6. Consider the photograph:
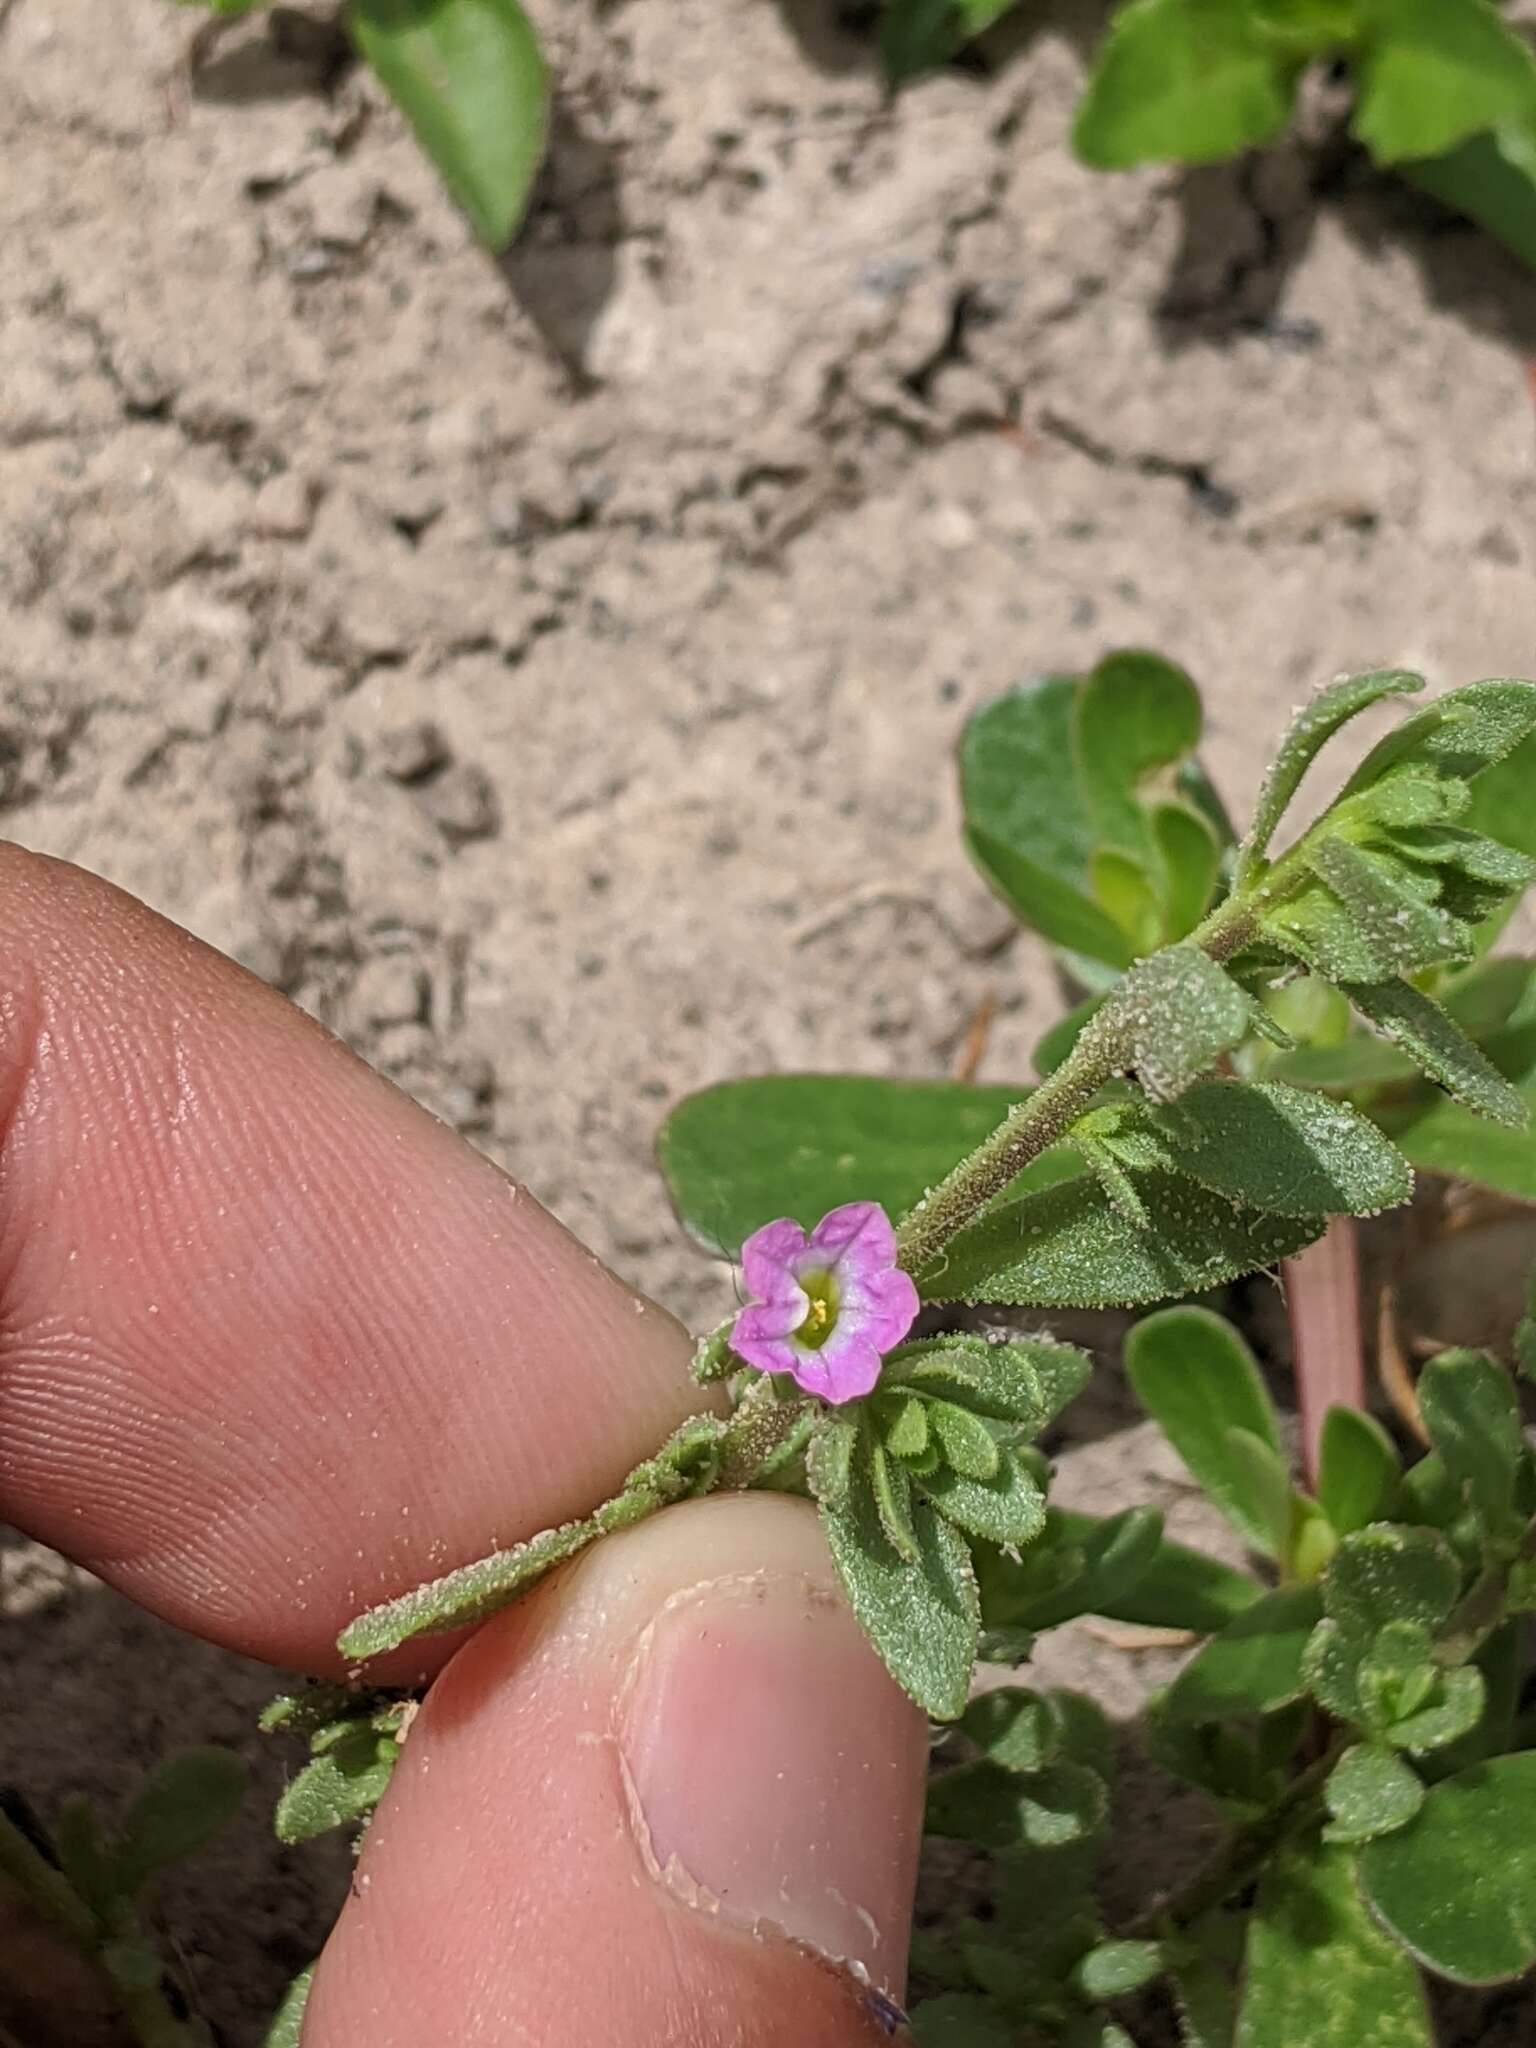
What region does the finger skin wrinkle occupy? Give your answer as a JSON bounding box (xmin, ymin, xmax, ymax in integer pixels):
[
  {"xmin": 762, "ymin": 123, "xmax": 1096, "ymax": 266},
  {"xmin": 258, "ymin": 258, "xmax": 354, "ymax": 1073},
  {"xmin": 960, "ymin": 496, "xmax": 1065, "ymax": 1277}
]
[{"xmin": 0, "ymin": 844, "xmax": 704, "ymax": 1669}]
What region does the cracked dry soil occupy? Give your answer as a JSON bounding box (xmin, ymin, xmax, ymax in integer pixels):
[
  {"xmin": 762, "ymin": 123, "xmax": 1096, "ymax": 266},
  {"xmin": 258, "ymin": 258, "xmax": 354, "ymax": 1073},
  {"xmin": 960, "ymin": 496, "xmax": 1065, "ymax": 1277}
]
[{"xmin": 4, "ymin": 0, "xmax": 1536, "ymax": 2040}]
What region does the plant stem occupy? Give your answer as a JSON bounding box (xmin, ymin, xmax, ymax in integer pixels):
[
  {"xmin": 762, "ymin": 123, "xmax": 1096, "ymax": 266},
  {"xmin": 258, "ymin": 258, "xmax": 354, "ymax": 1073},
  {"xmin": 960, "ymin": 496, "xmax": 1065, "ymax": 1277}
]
[
  {"xmin": 1284, "ymin": 1216, "xmax": 1365, "ymax": 1489},
  {"xmin": 1127, "ymin": 1740, "xmax": 1345, "ymax": 1940},
  {"xmin": 893, "ymin": 895, "xmax": 1260, "ymax": 1275},
  {"xmin": 715, "ymin": 1378, "xmax": 813, "ymax": 1490}
]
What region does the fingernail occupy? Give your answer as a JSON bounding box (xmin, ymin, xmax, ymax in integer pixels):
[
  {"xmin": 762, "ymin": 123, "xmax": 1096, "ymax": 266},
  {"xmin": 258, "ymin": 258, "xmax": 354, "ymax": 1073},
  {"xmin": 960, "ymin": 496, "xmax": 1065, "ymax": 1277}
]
[{"xmin": 619, "ymin": 1568, "xmax": 923, "ymax": 1993}]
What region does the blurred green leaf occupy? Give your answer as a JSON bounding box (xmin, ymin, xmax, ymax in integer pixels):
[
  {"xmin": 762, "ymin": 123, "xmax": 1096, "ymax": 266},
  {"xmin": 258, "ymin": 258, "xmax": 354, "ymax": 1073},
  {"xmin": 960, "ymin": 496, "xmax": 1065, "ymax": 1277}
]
[
  {"xmin": 1173, "ymin": 1953, "xmax": 1237, "ymax": 2048},
  {"xmin": 1413, "ymin": 121, "xmax": 1536, "ymax": 278},
  {"xmin": 1317, "ymin": 1407, "xmax": 1401, "ymax": 1535},
  {"xmin": 1163, "ymin": 1586, "xmax": 1322, "ymax": 1723},
  {"xmin": 1237, "ymin": 1838, "xmax": 1433, "ymax": 2044},
  {"xmin": 820, "ymin": 1445, "xmax": 979, "ymax": 1720},
  {"xmin": 112, "ymin": 1748, "xmax": 247, "ymax": 1895},
  {"xmin": 349, "ymin": 0, "xmax": 549, "ymax": 250},
  {"xmin": 657, "ymin": 1074, "xmax": 1075, "ymax": 1257},
  {"xmin": 1074, "ymin": 0, "xmax": 1298, "ymax": 168},
  {"xmin": 1359, "ymin": 1752, "xmax": 1536, "ymax": 1982},
  {"xmin": 1075, "ymin": 1938, "xmax": 1165, "ymax": 1999},
  {"xmin": 1074, "ymin": 649, "xmax": 1202, "ymax": 852},
  {"xmin": 1417, "ymin": 1349, "xmax": 1523, "ymax": 1539},
  {"xmin": 910, "ymin": 1994, "xmax": 1014, "ymax": 2048},
  {"xmin": 975, "ymin": 1505, "xmax": 1168, "ymax": 1633},
  {"xmin": 1125, "ymin": 1307, "xmax": 1284, "ymax": 1554},
  {"xmin": 880, "ymin": 0, "xmax": 1019, "ymax": 82},
  {"xmin": 1323, "ymin": 1742, "xmax": 1425, "ymax": 1845},
  {"xmin": 1345, "ymin": 976, "xmax": 1527, "ymax": 1125},
  {"xmin": 1050, "ymin": 1513, "xmax": 1260, "ymax": 1632},
  {"xmin": 274, "ymin": 1728, "xmax": 397, "ymax": 1844},
  {"xmin": 1323, "ymin": 1525, "xmax": 1461, "ymax": 1639},
  {"xmin": 1353, "ymin": 0, "xmax": 1536, "ymax": 165},
  {"xmin": 928, "ymin": 1757, "xmax": 1107, "ymax": 1850},
  {"xmin": 1153, "ymin": 799, "xmax": 1225, "ymax": 938},
  {"xmin": 961, "ymin": 676, "xmax": 1138, "ymax": 967},
  {"xmin": 1343, "ymin": 677, "xmax": 1536, "ymax": 793}
]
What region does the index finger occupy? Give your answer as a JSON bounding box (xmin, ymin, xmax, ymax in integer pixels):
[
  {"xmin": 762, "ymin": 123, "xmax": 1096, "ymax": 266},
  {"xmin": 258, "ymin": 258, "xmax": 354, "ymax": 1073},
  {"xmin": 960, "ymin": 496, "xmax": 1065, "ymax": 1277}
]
[{"xmin": 0, "ymin": 845, "xmax": 706, "ymax": 1672}]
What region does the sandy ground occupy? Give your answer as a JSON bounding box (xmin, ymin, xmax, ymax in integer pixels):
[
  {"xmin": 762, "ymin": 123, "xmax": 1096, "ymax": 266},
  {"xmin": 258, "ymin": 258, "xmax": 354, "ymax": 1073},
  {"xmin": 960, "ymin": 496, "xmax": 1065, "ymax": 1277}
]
[{"xmin": 4, "ymin": 0, "xmax": 1536, "ymax": 2038}]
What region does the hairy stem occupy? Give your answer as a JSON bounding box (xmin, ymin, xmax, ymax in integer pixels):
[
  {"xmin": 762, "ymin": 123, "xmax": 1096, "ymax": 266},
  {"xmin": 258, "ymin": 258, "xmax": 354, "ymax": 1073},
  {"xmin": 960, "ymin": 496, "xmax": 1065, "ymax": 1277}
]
[
  {"xmin": 894, "ymin": 895, "xmax": 1259, "ymax": 1275},
  {"xmin": 715, "ymin": 1378, "xmax": 814, "ymax": 1490}
]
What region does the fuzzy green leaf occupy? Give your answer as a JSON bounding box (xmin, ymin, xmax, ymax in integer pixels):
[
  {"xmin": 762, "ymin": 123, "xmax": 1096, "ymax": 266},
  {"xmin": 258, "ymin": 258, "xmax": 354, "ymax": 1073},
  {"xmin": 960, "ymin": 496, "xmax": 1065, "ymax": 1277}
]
[
  {"xmin": 1317, "ymin": 1408, "xmax": 1401, "ymax": 1535},
  {"xmin": 1151, "ymin": 1080, "xmax": 1413, "ymax": 1218},
  {"xmin": 1359, "ymin": 1752, "xmax": 1536, "ymax": 1983},
  {"xmin": 1109, "ymin": 945, "xmax": 1253, "ymax": 1103},
  {"xmin": 1050, "ymin": 1515, "xmax": 1260, "ymax": 1632},
  {"xmin": 263, "ymin": 1967, "xmax": 315, "ymax": 2048},
  {"xmin": 974, "ymin": 1505, "xmax": 1167, "ymax": 1632},
  {"xmin": 1075, "ymin": 1939, "xmax": 1165, "ymax": 1999},
  {"xmin": 349, "ymin": 0, "xmax": 548, "ymax": 250},
  {"xmin": 1074, "ymin": 0, "xmax": 1297, "ymax": 168},
  {"xmin": 1352, "ymin": 0, "xmax": 1536, "ymax": 166},
  {"xmin": 1323, "ymin": 1742, "xmax": 1425, "ymax": 1845},
  {"xmin": 274, "ymin": 1728, "xmax": 397, "ymax": 1844},
  {"xmin": 921, "ymin": 1447, "xmax": 1048, "ymax": 1548},
  {"xmin": 925, "ymin": 1168, "xmax": 1320, "ymax": 1310},
  {"xmin": 1163, "ymin": 1586, "xmax": 1322, "ymax": 1723},
  {"xmin": 339, "ymin": 1516, "xmax": 600, "ymax": 1659},
  {"xmin": 1237, "ymin": 1839, "xmax": 1433, "ymax": 2045},
  {"xmin": 887, "ymin": 1335, "xmax": 1092, "ymax": 1430},
  {"xmin": 871, "ymin": 1440, "xmax": 922, "ymax": 1563},
  {"xmin": 658, "ymin": 1074, "xmax": 1073, "ymax": 1257},
  {"xmin": 1125, "ymin": 1308, "xmax": 1285, "ymax": 1553},
  {"xmin": 1239, "ymin": 670, "xmax": 1424, "ymax": 880},
  {"xmin": 1344, "ymin": 677, "xmax": 1536, "ymax": 793},
  {"xmin": 1387, "ymin": 1665, "xmax": 1486, "ymax": 1756},
  {"xmin": 111, "ymin": 1748, "xmax": 248, "ymax": 1895},
  {"xmin": 807, "ymin": 1416, "xmax": 857, "ymax": 1507},
  {"xmin": 819, "ymin": 1447, "xmax": 979, "ymax": 1720},
  {"xmin": 1308, "ymin": 835, "xmax": 1469, "ymax": 975},
  {"xmin": 928, "ymin": 1401, "xmax": 1002, "ymax": 1481},
  {"xmin": 1323, "ymin": 1525, "xmax": 1462, "ymax": 1639},
  {"xmin": 1345, "ymin": 976, "xmax": 1527, "ymax": 1126}
]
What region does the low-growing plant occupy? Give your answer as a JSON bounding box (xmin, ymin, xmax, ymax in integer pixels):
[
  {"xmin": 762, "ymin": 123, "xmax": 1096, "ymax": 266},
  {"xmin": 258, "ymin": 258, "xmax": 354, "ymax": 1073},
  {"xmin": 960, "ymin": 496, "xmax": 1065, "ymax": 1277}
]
[
  {"xmin": 258, "ymin": 670, "xmax": 1536, "ymax": 2046},
  {"xmin": 169, "ymin": 2, "xmax": 1536, "ymax": 285}
]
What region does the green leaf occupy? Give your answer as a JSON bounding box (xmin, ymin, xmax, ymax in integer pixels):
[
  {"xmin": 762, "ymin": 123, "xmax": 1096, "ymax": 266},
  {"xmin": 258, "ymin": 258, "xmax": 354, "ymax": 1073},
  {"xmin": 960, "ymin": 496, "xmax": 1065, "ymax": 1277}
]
[
  {"xmin": 928, "ymin": 1401, "xmax": 1002, "ymax": 1481},
  {"xmin": 1323, "ymin": 1525, "xmax": 1462, "ymax": 1638},
  {"xmin": 1237, "ymin": 1838, "xmax": 1433, "ymax": 2045},
  {"xmin": 274, "ymin": 1727, "xmax": 398, "ymax": 1844},
  {"xmin": 922, "ymin": 1447, "xmax": 1048, "ymax": 1548},
  {"xmin": 102, "ymin": 1938, "xmax": 162, "ymax": 1992},
  {"xmin": 888, "ymin": 1335, "xmax": 1092, "ymax": 1430},
  {"xmin": 927, "ymin": 1170, "xmax": 1320, "ymax": 1310},
  {"xmin": 1323, "ymin": 1742, "xmax": 1425, "ymax": 1845},
  {"xmin": 348, "ymin": 0, "xmax": 549, "ymax": 251},
  {"xmin": 1153, "ymin": 800, "xmax": 1225, "ymax": 939},
  {"xmin": 975, "ymin": 1505, "xmax": 1168, "ymax": 1632},
  {"xmin": 1352, "ymin": 0, "xmax": 1536, "ymax": 165},
  {"xmin": 1345, "ymin": 976, "xmax": 1527, "ymax": 1126},
  {"xmin": 1417, "ymin": 1349, "xmax": 1524, "ymax": 1536},
  {"xmin": 880, "ymin": 0, "xmax": 1019, "ymax": 82},
  {"xmin": 1162, "ymin": 1585, "xmax": 1323, "ymax": 1723},
  {"xmin": 264, "ymin": 1967, "xmax": 315, "ymax": 2048},
  {"xmin": 1463, "ymin": 727, "xmax": 1536, "ymax": 863},
  {"xmin": 961, "ymin": 677, "xmax": 1137, "ymax": 966},
  {"xmin": 340, "ymin": 1515, "xmax": 600, "ymax": 1659},
  {"xmin": 871, "ymin": 1440, "xmax": 922, "ymax": 1562},
  {"xmin": 807, "ymin": 1416, "xmax": 857, "ymax": 1507},
  {"xmin": 1074, "ymin": 0, "xmax": 1298, "ymax": 168},
  {"xmin": 1074, "ymin": 649, "xmax": 1203, "ymax": 853},
  {"xmin": 1402, "ymin": 118, "xmax": 1536, "ymax": 270},
  {"xmin": 1054, "ymin": 1517, "xmax": 1259, "ymax": 1632},
  {"xmin": 910, "ymin": 1993, "xmax": 1015, "ymax": 2048},
  {"xmin": 1092, "ymin": 848, "xmax": 1164, "ymax": 954},
  {"xmin": 1384, "ymin": 1073, "xmax": 1536, "ymax": 1200},
  {"xmin": 927, "ymin": 1758, "xmax": 1108, "ymax": 1851},
  {"xmin": 1075, "ymin": 1938, "xmax": 1165, "ymax": 1999},
  {"xmin": 1125, "ymin": 1308, "xmax": 1284, "ymax": 1554},
  {"xmin": 1317, "ymin": 1408, "xmax": 1401, "ymax": 1535},
  {"xmin": 960, "ymin": 1687, "xmax": 1057, "ymax": 1773},
  {"xmin": 1151, "ymin": 1080, "xmax": 1413, "ymax": 1217},
  {"xmin": 1238, "ymin": 670, "xmax": 1424, "ymax": 880},
  {"xmin": 819, "ymin": 1449, "xmax": 979, "ymax": 1719},
  {"xmin": 1359, "ymin": 1752, "xmax": 1536, "ymax": 1983},
  {"xmin": 111, "ymin": 1748, "xmax": 248, "ymax": 1895},
  {"xmin": 1109, "ymin": 946, "xmax": 1253, "ymax": 1103},
  {"xmin": 1387, "ymin": 1665, "xmax": 1486, "ymax": 1756},
  {"xmin": 1173, "ymin": 1955, "xmax": 1237, "ymax": 2048},
  {"xmin": 1307, "ymin": 835, "xmax": 1469, "ymax": 975},
  {"xmin": 658, "ymin": 1073, "xmax": 1075, "ymax": 1258},
  {"xmin": 1346, "ymin": 677, "xmax": 1536, "ymax": 793}
]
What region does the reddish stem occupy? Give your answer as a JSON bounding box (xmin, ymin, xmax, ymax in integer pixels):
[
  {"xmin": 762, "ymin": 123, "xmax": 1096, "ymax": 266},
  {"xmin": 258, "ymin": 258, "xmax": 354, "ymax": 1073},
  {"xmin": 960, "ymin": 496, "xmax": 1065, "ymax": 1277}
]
[{"xmin": 1283, "ymin": 1215, "xmax": 1365, "ymax": 1489}]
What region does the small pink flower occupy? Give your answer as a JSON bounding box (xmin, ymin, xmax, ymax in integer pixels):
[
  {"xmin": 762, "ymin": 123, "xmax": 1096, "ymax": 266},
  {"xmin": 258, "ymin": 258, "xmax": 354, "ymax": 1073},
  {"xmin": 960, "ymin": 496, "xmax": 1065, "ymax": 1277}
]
[{"xmin": 731, "ymin": 1201, "xmax": 920, "ymax": 1404}]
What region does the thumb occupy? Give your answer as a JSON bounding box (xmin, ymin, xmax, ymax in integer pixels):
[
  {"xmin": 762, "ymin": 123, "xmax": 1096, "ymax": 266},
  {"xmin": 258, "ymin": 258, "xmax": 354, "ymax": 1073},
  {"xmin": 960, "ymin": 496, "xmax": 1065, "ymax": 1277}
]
[{"xmin": 302, "ymin": 1492, "xmax": 927, "ymax": 2047}]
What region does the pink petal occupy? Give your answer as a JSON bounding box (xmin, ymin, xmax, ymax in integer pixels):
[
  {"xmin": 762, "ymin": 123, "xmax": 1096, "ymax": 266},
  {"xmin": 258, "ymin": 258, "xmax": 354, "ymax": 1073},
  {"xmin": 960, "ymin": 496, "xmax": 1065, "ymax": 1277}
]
[
  {"xmin": 733, "ymin": 1292, "xmax": 808, "ymax": 1351},
  {"xmin": 729, "ymin": 1317, "xmax": 804, "ymax": 1379},
  {"xmin": 741, "ymin": 1216, "xmax": 811, "ymax": 1304},
  {"xmin": 806, "ymin": 1200, "xmax": 897, "ymax": 1280},
  {"xmin": 788, "ymin": 1333, "xmax": 885, "ymax": 1405},
  {"xmin": 844, "ymin": 1264, "xmax": 920, "ymax": 1356}
]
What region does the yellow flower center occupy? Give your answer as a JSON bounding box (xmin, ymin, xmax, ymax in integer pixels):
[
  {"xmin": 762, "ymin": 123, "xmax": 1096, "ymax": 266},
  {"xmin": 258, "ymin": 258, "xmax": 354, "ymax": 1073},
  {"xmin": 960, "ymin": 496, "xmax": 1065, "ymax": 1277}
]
[{"xmin": 793, "ymin": 1269, "xmax": 840, "ymax": 1351}]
